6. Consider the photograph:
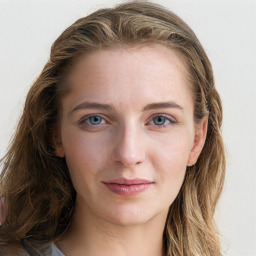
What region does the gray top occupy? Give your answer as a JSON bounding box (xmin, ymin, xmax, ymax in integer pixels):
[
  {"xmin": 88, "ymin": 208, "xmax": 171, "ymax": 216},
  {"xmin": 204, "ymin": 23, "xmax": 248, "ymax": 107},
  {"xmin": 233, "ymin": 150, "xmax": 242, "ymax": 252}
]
[
  {"xmin": 20, "ymin": 240, "xmax": 66, "ymax": 256},
  {"xmin": 49, "ymin": 244, "xmax": 65, "ymax": 256}
]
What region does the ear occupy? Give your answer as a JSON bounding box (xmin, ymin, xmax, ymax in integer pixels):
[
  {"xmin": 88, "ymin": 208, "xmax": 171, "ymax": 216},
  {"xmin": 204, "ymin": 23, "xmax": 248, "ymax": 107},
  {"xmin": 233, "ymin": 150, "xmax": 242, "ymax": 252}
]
[
  {"xmin": 55, "ymin": 142, "xmax": 65, "ymax": 158},
  {"xmin": 187, "ymin": 115, "xmax": 208, "ymax": 167},
  {"xmin": 52, "ymin": 130, "xmax": 65, "ymax": 158}
]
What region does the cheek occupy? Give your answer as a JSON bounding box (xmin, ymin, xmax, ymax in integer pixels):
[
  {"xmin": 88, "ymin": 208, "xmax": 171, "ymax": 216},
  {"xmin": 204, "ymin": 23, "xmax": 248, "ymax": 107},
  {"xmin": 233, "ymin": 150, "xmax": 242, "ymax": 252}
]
[
  {"xmin": 153, "ymin": 141, "xmax": 189, "ymax": 182},
  {"xmin": 61, "ymin": 127, "xmax": 108, "ymax": 187},
  {"xmin": 149, "ymin": 132, "xmax": 192, "ymax": 200},
  {"xmin": 150, "ymin": 129, "xmax": 193, "ymax": 170}
]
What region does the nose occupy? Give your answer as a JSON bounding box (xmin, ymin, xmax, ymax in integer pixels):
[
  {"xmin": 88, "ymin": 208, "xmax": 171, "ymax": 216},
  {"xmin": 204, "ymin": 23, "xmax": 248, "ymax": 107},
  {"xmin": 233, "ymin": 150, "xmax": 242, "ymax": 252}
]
[{"xmin": 111, "ymin": 122, "xmax": 146, "ymax": 168}]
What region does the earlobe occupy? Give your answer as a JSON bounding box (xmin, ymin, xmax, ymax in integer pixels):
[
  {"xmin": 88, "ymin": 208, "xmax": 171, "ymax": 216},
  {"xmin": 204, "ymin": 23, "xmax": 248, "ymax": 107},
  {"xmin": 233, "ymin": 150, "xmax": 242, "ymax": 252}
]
[
  {"xmin": 187, "ymin": 116, "xmax": 208, "ymax": 167},
  {"xmin": 55, "ymin": 144, "xmax": 65, "ymax": 158},
  {"xmin": 52, "ymin": 131, "xmax": 65, "ymax": 158}
]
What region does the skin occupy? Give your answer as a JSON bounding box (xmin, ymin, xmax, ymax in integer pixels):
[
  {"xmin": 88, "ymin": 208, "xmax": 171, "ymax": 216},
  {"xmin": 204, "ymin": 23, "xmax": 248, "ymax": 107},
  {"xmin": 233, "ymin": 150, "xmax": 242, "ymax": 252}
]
[{"xmin": 55, "ymin": 44, "xmax": 208, "ymax": 256}]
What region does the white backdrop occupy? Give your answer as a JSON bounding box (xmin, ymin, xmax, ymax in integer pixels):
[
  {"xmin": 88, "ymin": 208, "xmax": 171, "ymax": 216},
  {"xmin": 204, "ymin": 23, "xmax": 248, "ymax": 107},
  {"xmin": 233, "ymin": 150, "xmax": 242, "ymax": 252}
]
[{"xmin": 0, "ymin": 0, "xmax": 255, "ymax": 255}]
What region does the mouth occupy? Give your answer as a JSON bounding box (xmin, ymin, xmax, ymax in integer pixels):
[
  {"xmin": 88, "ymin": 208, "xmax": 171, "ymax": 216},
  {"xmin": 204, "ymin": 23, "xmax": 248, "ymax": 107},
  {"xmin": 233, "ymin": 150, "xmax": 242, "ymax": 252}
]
[{"xmin": 102, "ymin": 178, "xmax": 154, "ymax": 197}]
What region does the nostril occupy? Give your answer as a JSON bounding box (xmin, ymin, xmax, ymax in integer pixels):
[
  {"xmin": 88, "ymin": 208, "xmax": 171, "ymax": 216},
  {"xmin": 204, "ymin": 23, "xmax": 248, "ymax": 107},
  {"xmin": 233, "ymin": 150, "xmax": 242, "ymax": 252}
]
[{"xmin": 114, "ymin": 153, "xmax": 145, "ymax": 168}]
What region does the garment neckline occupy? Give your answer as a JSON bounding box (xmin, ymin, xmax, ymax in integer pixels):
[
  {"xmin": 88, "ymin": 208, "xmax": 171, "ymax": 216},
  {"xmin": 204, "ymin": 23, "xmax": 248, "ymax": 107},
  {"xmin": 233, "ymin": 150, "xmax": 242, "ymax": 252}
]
[{"xmin": 52, "ymin": 243, "xmax": 65, "ymax": 256}]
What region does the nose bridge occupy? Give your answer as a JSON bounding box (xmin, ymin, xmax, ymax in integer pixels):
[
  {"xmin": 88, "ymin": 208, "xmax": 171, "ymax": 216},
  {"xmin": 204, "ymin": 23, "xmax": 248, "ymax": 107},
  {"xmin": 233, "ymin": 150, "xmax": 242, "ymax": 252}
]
[{"xmin": 112, "ymin": 118, "xmax": 145, "ymax": 167}]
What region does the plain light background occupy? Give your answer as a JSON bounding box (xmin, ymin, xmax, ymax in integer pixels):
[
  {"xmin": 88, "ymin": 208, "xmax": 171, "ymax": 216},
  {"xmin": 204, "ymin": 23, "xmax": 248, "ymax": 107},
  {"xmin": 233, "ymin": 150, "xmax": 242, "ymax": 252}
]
[{"xmin": 0, "ymin": 0, "xmax": 255, "ymax": 255}]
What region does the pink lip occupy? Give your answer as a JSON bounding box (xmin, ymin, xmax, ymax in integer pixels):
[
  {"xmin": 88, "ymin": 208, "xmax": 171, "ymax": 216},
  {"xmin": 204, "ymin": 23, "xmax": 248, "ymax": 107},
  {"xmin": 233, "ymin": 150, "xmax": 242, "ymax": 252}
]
[{"xmin": 102, "ymin": 178, "xmax": 154, "ymax": 197}]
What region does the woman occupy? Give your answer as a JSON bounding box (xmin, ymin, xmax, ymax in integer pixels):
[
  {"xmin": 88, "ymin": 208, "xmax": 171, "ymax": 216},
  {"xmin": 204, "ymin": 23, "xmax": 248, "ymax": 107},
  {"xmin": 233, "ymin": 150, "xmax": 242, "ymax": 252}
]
[{"xmin": 0, "ymin": 1, "xmax": 225, "ymax": 255}]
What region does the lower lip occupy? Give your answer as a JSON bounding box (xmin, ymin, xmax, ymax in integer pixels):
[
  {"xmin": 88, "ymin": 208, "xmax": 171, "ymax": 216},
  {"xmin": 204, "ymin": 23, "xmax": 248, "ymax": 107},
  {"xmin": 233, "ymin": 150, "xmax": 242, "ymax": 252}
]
[{"xmin": 103, "ymin": 183, "xmax": 152, "ymax": 197}]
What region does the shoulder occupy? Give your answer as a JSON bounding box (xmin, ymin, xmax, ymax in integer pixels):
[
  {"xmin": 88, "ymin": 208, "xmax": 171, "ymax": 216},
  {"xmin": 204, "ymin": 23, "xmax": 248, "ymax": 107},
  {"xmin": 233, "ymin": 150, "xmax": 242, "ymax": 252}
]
[
  {"xmin": 0, "ymin": 240, "xmax": 64, "ymax": 256},
  {"xmin": 21, "ymin": 239, "xmax": 52, "ymax": 256},
  {"xmin": 21, "ymin": 239, "xmax": 64, "ymax": 256}
]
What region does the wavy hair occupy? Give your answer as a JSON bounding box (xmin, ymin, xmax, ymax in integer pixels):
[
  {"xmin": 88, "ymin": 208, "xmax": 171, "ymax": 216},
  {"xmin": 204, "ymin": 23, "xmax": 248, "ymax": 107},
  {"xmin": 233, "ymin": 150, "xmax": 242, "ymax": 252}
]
[{"xmin": 0, "ymin": 2, "xmax": 225, "ymax": 255}]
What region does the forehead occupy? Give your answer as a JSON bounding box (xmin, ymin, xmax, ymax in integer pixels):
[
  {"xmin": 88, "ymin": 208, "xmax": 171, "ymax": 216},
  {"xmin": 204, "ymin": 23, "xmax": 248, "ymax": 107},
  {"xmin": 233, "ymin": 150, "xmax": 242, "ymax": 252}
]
[
  {"xmin": 69, "ymin": 43, "xmax": 189, "ymax": 79},
  {"xmin": 62, "ymin": 44, "xmax": 193, "ymax": 111}
]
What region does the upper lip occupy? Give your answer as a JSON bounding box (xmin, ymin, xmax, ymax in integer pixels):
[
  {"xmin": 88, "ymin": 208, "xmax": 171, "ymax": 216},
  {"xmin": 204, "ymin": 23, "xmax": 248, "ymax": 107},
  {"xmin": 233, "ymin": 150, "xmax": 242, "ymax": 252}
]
[{"xmin": 102, "ymin": 178, "xmax": 154, "ymax": 185}]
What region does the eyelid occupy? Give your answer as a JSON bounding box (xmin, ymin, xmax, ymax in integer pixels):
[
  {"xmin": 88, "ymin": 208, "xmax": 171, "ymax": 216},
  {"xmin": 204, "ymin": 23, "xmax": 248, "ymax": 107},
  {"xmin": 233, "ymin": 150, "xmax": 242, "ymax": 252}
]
[
  {"xmin": 146, "ymin": 113, "xmax": 177, "ymax": 125},
  {"xmin": 78, "ymin": 114, "xmax": 109, "ymax": 125},
  {"xmin": 76, "ymin": 112, "xmax": 177, "ymax": 127}
]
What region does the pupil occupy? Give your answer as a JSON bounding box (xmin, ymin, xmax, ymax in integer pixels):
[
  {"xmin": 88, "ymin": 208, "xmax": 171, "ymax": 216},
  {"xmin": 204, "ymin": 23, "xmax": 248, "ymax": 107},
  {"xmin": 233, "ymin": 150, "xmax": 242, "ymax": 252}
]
[
  {"xmin": 154, "ymin": 116, "xmax": 165, "ymax": 125},
  {"xmin": 90, "ymin": 116, "xmax": 101, "ymax": 124}
]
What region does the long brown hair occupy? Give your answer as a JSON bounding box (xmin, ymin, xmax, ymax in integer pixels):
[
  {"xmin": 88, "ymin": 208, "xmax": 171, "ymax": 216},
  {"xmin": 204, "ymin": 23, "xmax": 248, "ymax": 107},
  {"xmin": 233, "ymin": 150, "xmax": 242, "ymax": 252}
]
[{"xmin": 0, "ymin": 2, "xmax": 225, "ymax": 255}]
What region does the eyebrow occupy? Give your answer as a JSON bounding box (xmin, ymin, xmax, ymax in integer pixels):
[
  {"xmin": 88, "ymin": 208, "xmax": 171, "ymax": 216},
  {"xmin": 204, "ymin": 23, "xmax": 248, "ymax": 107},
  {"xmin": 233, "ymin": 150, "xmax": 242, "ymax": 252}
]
[
  {"xmin": 143, "ymin": 101, "xmax": 183, "ymax": 111},
  {"xmin": 70, "ymin": 102, "xmax": 114, "ymax": 116},
  {"xmin": 70, "ymin": 100, "xmax": 183, "ymax": 116}
]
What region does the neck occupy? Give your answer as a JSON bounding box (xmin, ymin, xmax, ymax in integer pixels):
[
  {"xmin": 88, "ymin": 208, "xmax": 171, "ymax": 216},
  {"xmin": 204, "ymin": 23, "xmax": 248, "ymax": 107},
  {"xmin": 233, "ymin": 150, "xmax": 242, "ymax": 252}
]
[{"xmin": 57, "ymin": 198, "xmax": 167, "ymax": 256}]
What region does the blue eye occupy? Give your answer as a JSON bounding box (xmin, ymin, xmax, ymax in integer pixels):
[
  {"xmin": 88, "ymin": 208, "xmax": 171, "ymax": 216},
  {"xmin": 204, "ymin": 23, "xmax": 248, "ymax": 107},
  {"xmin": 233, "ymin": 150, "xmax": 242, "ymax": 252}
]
[
  {"xmin": 149, "ymin": 115, "xmax": 176, "ymax": 127},
  {"xmin": 152, "ymin": 116, "xmax": 169, "ymax": 126},
  {"xmin": 85, "ymin": 115, "xmax": 106, "ymax": 125}
]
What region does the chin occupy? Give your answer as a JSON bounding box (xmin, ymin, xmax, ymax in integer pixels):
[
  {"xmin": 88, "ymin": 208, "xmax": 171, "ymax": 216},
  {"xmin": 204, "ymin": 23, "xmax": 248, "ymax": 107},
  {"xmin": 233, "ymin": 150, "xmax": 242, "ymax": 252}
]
[
  {"xmin": 107, "ymin": 215, "xmax": 150, "ymax": 227},
  {"xmin": 102, "ymin": 204, "xmax": 160, "ymax": 227}
]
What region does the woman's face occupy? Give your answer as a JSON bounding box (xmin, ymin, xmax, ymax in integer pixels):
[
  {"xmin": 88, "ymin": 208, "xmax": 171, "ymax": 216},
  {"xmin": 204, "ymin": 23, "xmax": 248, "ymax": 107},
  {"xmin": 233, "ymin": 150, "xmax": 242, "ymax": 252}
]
[{"xmin": 56, "ymin": 44, "xmax": 207, "ymax": 226}]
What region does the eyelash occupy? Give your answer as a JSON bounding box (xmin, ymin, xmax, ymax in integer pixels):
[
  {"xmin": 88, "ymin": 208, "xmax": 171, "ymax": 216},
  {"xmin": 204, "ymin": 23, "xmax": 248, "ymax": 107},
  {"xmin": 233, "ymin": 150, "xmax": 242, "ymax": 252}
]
[
  {"xmin": 78, "ymin": 115, "xmax": 108, "ymax": 126},
  {"xmin": 78, "ymin": 113, "xmax": 177, "ymax": 128},
  {"xmin": 146, "ymin": 114, "xmax": 177, "ymax": 127}
]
